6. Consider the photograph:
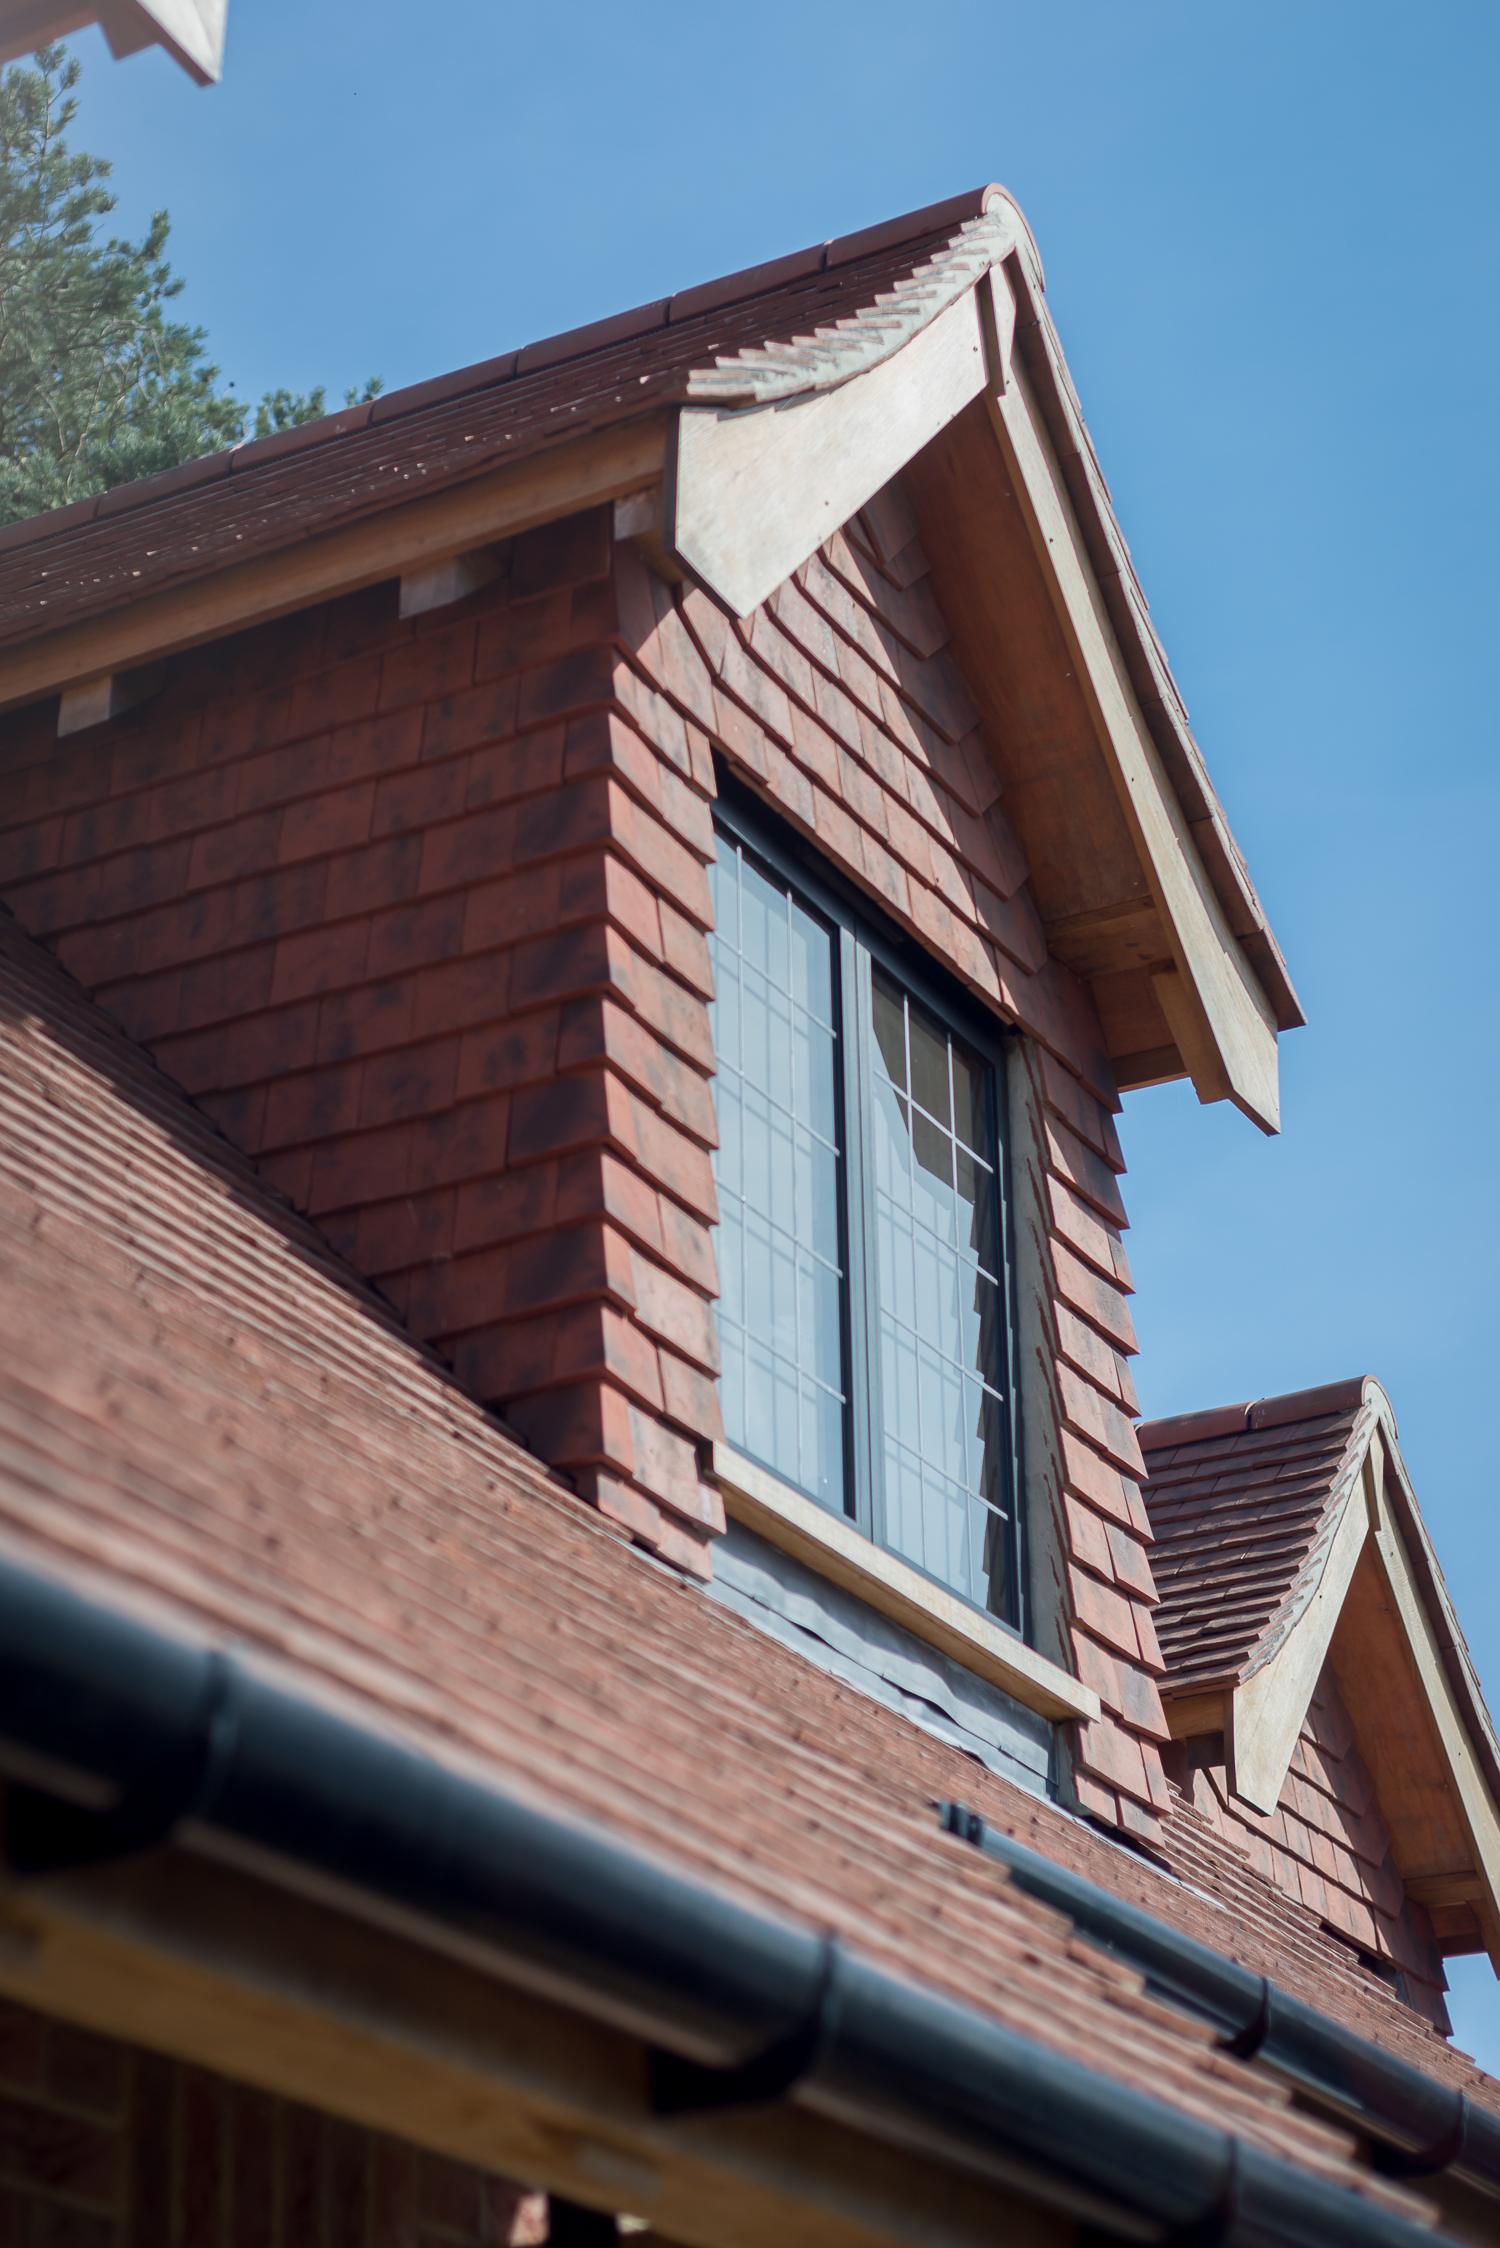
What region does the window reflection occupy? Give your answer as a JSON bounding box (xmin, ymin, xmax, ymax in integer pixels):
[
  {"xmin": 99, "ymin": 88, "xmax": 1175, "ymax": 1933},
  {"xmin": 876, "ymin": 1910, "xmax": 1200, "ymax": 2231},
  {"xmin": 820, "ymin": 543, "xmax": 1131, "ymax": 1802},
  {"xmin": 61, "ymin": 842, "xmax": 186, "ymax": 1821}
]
[
  {"xmin": 870, "ymin": 966, "xmax": 1010, "ymax": 1617},
  {"xmin": 709, "ymin": 840, "xmax": 847, "ymax": 1515},
  {"xmin": 708, "ymin": 815, "xmax": 1017, "ymax": 1630}
]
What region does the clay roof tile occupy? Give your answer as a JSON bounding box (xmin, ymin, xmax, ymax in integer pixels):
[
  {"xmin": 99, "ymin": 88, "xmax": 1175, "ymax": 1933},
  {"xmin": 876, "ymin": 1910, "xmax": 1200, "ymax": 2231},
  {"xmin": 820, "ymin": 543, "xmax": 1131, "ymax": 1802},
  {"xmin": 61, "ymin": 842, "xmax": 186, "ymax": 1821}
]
[
  {"xmin": 1138, "ymin": 1388, "xmax": 1383, "ymax": 1693},
  {"xmin": 0, "ymin": 907, "xmax": 1471, "ymax": 2193}
]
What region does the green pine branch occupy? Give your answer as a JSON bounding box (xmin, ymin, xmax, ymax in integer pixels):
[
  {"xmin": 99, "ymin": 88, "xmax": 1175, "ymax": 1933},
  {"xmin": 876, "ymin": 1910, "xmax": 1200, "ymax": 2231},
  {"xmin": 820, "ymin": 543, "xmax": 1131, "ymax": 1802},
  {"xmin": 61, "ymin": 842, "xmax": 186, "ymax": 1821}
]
[{"xmin": 0, "ymin": 45, "xmax": 382, "ymax": 526}]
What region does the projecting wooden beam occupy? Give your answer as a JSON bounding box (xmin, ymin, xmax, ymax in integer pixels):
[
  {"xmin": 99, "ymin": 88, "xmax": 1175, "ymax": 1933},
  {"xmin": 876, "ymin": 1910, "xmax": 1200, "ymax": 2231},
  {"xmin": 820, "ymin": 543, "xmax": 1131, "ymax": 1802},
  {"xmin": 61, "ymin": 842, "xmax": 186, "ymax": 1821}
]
[
  {"xmin": 0, "ymin": 1846, "xmax": 1065, "ymax": 2248},
  {"xmin": 0, "ymin": 418, "xmax": 668, "ymax": 717},
  {"xmin": 1404, "ymin": 1870, "xmax": 1485, "ymax": 1909},
  {"xmin": 55, "ymin": 662, "xmax": 164, "ymax": 737},
  {"xmin": 1114, "ymin": 1046, "xmax": 1185, "ymax": 1092},
  {"xmin": 398, "ymin": 548, "xmax": 504, "ymax": 619},
  {"xmin": 1162, "ymin": 1693, "xmax": 1227, "ymax": 1741}
]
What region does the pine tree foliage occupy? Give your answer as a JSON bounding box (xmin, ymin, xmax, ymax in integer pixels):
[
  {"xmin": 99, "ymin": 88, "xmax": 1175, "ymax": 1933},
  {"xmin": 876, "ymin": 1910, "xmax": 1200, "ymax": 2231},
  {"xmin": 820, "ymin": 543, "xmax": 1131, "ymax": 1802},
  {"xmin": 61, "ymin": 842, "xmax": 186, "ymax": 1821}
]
[
  {"xmin": 253, "ymin": 380, "xmax": 383, "ymax": 441},
  {"xmin": 0, "ymin": 45, "xmax": 381, "ymax": 527}
]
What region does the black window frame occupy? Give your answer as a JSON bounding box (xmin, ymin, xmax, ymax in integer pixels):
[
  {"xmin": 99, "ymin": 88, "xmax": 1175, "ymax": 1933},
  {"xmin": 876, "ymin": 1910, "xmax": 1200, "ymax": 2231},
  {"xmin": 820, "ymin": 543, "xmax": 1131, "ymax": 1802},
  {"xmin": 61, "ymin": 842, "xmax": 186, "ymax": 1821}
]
[{"xmin": 710, "ymin": 782, "xmax": 1029, "ymax": 1643}]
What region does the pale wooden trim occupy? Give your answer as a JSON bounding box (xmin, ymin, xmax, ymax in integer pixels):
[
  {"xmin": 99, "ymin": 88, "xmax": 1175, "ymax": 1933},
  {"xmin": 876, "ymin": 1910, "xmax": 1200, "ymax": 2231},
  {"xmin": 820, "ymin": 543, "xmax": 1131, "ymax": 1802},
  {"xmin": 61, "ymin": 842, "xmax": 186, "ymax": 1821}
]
[
  {"xmin": 1366, "ymin": 1469, "xmax": 1500, "ymax": 1975},
  {"xmin": 1374, "ymin": 1413, "xmax": 1500, "ymax": 1815},
  {"xmin": 982, "ymin": 359, "xmax": 1281, "ymax": 1135},
  {"xmin": 398, "ymin": 549, "xmax": 504, "ymax": 620},
  {"xmin": 127, "ymin": 0, "xmax": 226, "ymax": 81},
  {"xmin": 1227, "ymin": 1479, "xmax": 1368, "ymax": 1815},
  {"xmin": 0, "ymin": 0, "xmax": 224, "ymax": 83},
  {"xmin": 0, "ymin": 419, "xmax": 669, "ymax": 716},
  {"xmin": 1162, "ymin": 1692, "xmax": 1226, "ymax": 1741},
  {"xmin": 670, "ymin": 293, "xmax": 988, "ymax": 619},
  {"xmin": 55, "ymin": 677, "xmax": 118, "ymax": 736},
  {"xmin": 56, "ymin": 661, "xmax": 165, "ymax": 737},
  {"xmin": 714, "ymin": 1443, "xmax": 1098, "ymax": 1725},
  {"xmin": 0, "ymin": 1848, "xmax": 1065, "ymax": 2248}
]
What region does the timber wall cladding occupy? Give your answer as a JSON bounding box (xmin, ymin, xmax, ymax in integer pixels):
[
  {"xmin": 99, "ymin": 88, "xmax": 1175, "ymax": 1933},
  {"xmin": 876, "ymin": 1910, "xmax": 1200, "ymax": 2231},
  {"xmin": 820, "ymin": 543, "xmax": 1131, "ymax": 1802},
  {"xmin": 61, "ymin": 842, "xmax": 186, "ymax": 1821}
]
[
  {"xmin": 0, "ymin": 1998, "xmax": 543, "ymax": 2248},
  {"xmin": 0, "ymin": 479, "xmax": 1166, "ymax": 1829},
  {"xmin": 1166, "ymin": 1663, "xmax": 1450, "ymax": 2028},
  {"xmin": 0, "ymin": 509, "xmax": 727, "ymax": 1574},
  {"xmin": 1007, "ymin": 1049, "xmax": 1170, "ymax": 1841}
]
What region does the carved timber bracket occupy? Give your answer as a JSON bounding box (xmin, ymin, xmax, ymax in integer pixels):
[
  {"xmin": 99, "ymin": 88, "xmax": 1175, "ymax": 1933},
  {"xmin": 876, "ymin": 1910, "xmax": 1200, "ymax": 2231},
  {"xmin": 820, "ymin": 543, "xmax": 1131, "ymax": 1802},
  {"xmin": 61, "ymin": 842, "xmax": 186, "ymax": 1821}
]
[{"xmin": 667, "ymin": 290, "xmax": 991, "ymax": 620}]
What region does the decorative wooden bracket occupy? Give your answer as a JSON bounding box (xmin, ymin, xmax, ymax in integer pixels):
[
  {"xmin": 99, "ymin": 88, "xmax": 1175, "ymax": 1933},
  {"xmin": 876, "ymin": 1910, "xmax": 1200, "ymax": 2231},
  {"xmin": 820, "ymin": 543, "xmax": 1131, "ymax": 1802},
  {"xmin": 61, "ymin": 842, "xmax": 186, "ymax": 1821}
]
[
  {"xmin": 56, "ymin": 663, "xmax": 165, "ymax": 738},
  {"xmin": 668, "ymin": 290, "xmax": 990, "ymax": 620}
]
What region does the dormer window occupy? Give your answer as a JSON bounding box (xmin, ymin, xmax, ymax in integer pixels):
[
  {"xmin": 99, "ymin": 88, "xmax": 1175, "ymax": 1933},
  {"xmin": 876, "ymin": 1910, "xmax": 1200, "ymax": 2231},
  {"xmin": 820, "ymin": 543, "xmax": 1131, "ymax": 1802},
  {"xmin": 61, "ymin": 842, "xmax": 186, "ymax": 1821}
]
[{"xmin": 709, "ymin": 795, "xmax": 1023, "ymax": 1632}]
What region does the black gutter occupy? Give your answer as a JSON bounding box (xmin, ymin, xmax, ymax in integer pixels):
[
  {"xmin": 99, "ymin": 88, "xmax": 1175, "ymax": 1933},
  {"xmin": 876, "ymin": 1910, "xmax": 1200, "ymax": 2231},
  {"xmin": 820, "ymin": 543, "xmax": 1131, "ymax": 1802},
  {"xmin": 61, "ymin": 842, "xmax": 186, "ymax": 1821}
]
[
  {"xmin": 0, "ymin": 1557, "xmax": 1451, "ymax": 2248},
  {"xmin": 939, "ymin": 1804, "xmax": 1500, "ymax": 2196}
]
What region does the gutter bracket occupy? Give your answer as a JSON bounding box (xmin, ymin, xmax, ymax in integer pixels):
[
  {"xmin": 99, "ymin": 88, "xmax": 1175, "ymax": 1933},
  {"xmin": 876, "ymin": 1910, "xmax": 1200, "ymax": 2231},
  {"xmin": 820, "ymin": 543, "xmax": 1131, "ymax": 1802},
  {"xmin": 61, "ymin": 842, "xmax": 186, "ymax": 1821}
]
[
  {"xmin": 1376, "ymin": 2093, "xmax": 1476, "ymax": 2181},
  {"xmin": 649, "ymin": 1935, "xmax": 844, "ymax": 2114},
  {"xmin": 1159, "ymin": 2138, "xmax": 1242, "ymax": 2248},
  {"xmin": 1221, "ymin": 1976, "xmax": 1273, "ymax": 2063},
  {"xmin": 939, "ymin": 1801, "xmax": 1491, "ymax": 2195},
  {"xmin": 4, "ymin": 1651, "xmax": 237, "ymax": 1875}
]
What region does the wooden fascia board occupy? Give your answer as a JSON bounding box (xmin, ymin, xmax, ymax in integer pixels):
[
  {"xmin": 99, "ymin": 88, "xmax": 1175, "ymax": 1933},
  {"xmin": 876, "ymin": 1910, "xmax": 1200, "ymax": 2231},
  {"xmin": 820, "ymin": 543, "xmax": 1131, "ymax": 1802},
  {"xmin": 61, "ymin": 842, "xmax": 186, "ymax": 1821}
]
[
  {"xmin": 1002, "ymin": 254, "xmax": 1303, "ymax": 1039},
  {"xmin": 0, "ymin": 1846, "xmax": 1067, "ymax": 2248},
  {"xmin": 1364, "ymin": 1435, "xmax": 1500, "ymax": 1974},
  {"xmin": 104, "ymin": 0, "xmax": 226, "ymax": 82},
  {"xmin": 667, "ymin": 289, "xmax": 989, "ymax": 618},
  {"xmin": 979, "ymin": 285, "xmax": 1281, "ymax": 1134},
  {"xmin": 1225, "ymin": 1466, "xmax": 1370, "ymax": 1816},
  {"xmin": 1376, "ymin": 1427, "xmax": 1500, "ymax": 1817},
  {"xmin": 0, "ymin": 418, "xmax": 668, "ymax": 716}
]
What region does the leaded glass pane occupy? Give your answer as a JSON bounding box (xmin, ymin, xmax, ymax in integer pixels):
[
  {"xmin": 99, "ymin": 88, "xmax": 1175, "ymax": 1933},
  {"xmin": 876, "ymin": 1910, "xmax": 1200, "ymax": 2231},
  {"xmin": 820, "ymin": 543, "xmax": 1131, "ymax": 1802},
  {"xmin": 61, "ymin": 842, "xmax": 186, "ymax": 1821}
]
[
  {"xmin": 709, "ymin": 840, "xmax": 847, "ymax": 1515},
  {"xmin": 869, "ymin": 967, "xmax": 1011, "ymax": 1617}
]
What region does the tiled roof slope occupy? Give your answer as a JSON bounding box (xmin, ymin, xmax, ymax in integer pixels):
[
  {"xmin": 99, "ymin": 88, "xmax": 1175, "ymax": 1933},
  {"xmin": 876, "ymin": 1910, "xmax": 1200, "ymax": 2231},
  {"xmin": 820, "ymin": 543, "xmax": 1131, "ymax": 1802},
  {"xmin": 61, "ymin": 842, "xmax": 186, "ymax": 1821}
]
[
  {"xmin": 0, "ymin": 190, "xmax": 1005, "ymax": 646},
  {"xmin": 1137, "ymin": 1379, "xmax": 1377, "ymax": 1693},
  {"xmin": 0, "ymin": 907, "xmax": 1459, "ymax": 2220}
]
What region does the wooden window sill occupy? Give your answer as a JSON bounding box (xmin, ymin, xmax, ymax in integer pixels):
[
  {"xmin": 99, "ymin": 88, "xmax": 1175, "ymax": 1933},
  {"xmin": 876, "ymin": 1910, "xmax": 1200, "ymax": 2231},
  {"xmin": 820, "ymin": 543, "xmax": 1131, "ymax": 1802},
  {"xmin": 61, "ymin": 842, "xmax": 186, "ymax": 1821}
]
[{"xmin": 714, "ymin": 1444, "xmax": 1100, "ymax": 1726}]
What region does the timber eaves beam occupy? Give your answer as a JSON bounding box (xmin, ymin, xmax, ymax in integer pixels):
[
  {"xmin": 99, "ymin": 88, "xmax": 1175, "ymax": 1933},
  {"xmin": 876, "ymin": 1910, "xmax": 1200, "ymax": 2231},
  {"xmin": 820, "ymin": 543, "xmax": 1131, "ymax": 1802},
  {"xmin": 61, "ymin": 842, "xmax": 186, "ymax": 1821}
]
[{"xmin": 0, "ymin": 418, "xmax": 668, "ymax": 718}]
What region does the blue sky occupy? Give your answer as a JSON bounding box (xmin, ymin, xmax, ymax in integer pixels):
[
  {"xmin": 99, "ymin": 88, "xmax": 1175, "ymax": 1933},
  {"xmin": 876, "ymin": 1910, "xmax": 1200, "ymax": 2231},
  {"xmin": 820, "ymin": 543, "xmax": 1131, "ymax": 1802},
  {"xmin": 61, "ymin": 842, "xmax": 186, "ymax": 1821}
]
[{"xmin": 65, "ymin": 0, "xmax": 1500, "ymax": 2057}]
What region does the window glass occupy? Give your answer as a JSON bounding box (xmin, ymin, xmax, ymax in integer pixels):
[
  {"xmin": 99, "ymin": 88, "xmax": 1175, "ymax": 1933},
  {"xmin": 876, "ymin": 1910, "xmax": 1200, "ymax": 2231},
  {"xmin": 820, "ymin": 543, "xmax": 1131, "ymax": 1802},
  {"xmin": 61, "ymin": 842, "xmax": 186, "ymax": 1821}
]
[
  {"xmin": 709, "ymin": 837, "xmax": 847, "ymax": 1516},
  {"xmin": 708, "ymin": 806, "xmax": 1019, "ymax": 1634},
  {"xmin": 869, "ymin": 968, "xmax": 1010, "ymax": 1618}
]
